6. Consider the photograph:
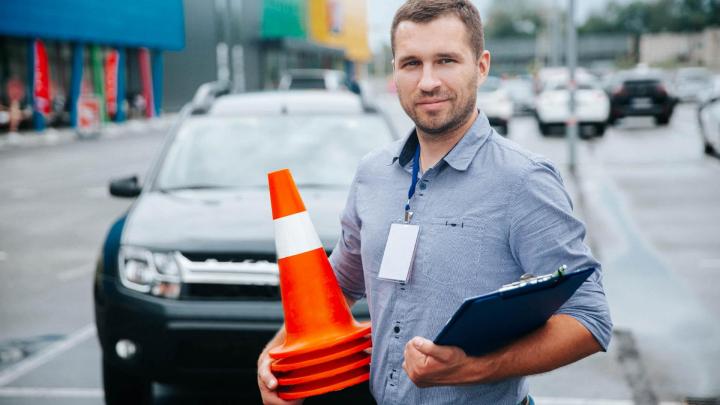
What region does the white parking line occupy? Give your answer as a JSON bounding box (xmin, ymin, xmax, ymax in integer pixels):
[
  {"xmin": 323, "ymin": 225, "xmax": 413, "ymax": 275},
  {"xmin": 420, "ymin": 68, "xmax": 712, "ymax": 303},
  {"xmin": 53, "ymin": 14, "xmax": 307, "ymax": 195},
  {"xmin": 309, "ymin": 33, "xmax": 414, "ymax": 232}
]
[
  {"xmin": 0, "ymin": 324, "xmax": 95, "ymax": 387},
  {"xmin": 0, "ymin": 387, "xmax": 102, "ymax": 398}
]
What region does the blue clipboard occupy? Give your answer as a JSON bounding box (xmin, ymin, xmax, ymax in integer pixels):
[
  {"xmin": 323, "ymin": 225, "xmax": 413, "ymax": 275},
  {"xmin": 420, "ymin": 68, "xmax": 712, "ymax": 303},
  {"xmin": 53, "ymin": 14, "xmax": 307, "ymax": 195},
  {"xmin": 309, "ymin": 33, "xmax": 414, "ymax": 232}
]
[{"xmin": 433, "ymin": 267, "xmax": 596, "ymax": 356}]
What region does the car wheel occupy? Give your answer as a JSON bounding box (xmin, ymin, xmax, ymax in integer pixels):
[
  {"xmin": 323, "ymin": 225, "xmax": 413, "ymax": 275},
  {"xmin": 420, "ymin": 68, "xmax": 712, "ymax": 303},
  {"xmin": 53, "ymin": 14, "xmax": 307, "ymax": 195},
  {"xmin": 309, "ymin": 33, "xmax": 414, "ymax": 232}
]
[
  {"xmin": 594, "ymin": 124, "xmax": 606, "ymax": 137},
  {"xmin": 705, "ymin": 142, "xmax": 717, "ymax": 156},
  {"xmin": 538, "ymin": 123, "xmax": 550, "ymax": 137},
  {"xmin": 655, "ymin": 114, "xmax": 671, "ymax": 126},
  {"xmin": 496, "ymin": 124, "xmax": 508, "ymax": 136},
  {"xmin": 103, "ymin": 358, "xmax": 152, "ymax": 405}
]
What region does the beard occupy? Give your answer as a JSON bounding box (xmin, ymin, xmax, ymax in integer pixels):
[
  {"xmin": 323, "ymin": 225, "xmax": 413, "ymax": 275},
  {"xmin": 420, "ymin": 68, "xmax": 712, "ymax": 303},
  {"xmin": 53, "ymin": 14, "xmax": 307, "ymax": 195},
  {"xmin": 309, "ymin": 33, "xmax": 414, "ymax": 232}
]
[{"xmin": 400, "ymin": 86, "xmax": 477, "ymax": 138}]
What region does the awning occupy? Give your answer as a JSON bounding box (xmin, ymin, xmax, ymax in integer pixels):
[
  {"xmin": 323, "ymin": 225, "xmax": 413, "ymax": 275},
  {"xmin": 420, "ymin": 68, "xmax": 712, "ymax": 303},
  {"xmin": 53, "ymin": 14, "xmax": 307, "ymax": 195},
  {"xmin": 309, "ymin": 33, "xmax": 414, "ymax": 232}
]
[{"xmin": 0, "ymin": 0, "xmax": 185, "ymax": 50}]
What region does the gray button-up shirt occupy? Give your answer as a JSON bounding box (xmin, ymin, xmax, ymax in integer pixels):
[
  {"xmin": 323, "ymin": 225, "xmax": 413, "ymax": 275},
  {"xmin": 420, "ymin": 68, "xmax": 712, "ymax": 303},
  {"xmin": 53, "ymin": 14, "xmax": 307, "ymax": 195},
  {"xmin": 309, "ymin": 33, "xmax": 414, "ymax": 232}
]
[{"xmin": 329, "ymin": 112, "xmax": 612, "ymax": 405}]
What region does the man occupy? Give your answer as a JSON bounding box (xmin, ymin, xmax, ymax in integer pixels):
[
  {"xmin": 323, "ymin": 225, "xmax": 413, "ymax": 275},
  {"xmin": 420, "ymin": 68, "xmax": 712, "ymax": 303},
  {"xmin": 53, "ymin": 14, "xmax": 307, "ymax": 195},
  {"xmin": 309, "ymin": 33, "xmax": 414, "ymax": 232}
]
[{"xmin": 257, "ymin": 1, "xmax": 612, "ymax": 403}]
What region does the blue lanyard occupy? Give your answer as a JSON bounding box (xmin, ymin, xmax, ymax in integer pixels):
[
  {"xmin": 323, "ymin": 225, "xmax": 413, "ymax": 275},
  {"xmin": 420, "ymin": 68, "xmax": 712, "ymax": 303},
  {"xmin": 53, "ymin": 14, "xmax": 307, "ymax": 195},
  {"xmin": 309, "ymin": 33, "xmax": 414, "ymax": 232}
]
[{"xmin": 404, "ymin": 146, "xmax": 420, "ymax": 222}]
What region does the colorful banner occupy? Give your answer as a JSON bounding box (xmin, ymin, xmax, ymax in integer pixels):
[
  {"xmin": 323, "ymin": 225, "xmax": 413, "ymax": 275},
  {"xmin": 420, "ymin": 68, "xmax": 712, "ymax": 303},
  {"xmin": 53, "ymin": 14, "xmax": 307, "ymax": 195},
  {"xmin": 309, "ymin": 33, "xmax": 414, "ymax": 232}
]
[
  {"xmin": 308, "ymin": 0, "xmax": 371, "ymax": 62},
  {"xmin": 32, "ymin": 39, "xmax": 51, "ymax": 116},
  {"xmin": 261, "ymin": 0, "xmax": 307, "ymax": 39},
  {"xmin": 138, "ymin": 48, "xmax": 155, "ymax": 118},
  {"xmin": 104, "ymin": 49, "xmax": 119, "ymax": 116},
  {"xmin": 90, "ymin": 45, "xmax": 107, "ymax": 123}
]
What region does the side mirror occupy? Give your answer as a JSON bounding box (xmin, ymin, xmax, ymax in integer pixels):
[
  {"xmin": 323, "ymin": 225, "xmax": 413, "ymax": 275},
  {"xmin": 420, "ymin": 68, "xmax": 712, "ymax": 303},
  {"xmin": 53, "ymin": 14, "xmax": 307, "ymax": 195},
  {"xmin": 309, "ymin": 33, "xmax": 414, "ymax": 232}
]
[{"xmin": 109, "ymin": 176, "xmax": 142, "ymax": 198}]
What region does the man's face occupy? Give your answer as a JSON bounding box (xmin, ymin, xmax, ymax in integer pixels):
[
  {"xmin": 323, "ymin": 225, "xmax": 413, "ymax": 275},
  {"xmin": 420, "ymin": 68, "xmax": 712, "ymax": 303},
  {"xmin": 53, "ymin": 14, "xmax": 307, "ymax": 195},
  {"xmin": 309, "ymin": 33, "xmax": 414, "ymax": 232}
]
[{"xmin": 393, "ymin": 15, "xmax": 490, "ymax": 136}]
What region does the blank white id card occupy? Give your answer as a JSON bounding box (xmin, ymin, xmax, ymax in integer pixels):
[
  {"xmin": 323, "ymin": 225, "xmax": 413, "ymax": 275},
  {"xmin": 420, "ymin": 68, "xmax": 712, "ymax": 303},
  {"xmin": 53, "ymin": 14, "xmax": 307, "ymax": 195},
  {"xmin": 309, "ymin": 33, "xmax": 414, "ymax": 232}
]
[{"xmin": 377, "ymin": 223, "xmax": 420, "ymax": 283}]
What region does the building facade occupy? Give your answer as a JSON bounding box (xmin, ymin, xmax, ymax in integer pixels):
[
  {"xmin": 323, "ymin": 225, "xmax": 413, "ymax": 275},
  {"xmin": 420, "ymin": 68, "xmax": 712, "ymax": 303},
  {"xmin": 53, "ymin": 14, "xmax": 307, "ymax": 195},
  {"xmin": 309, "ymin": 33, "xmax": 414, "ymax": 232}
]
[
  {"xmin": 640, "ymin": 28, "xmax": 720, "ymax": 70},
  {"xmin": 163, "ymin": 0, "xmax": 371, "ymax": 111},
  {"xmin": 0, "ymin": 0, "xmax": 184, "ymax": 131}
]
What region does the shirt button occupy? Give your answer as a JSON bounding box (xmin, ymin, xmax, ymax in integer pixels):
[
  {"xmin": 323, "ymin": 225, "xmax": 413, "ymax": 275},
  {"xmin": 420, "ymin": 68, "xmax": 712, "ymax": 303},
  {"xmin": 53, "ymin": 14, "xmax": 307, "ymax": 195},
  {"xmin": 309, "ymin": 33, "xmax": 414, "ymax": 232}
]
[{"xmin": 394, "ymin": 326, "xmax": 400, "ymax": 333}]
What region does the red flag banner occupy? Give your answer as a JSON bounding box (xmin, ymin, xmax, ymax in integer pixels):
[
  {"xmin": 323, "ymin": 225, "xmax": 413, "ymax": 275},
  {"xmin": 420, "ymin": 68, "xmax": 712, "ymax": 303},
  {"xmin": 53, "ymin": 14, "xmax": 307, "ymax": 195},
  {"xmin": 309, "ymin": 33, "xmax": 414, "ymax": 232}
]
[
  {"xmin": 138, "ymin": 48, "xmax": 154, "ymax": 118},
  {"xmin": 33, "ymin": 40, "xmax": 51, "ymax": 116},
  {"xmin": 105, "ymin": 49, "xmax": 119, "ymax": 116}
]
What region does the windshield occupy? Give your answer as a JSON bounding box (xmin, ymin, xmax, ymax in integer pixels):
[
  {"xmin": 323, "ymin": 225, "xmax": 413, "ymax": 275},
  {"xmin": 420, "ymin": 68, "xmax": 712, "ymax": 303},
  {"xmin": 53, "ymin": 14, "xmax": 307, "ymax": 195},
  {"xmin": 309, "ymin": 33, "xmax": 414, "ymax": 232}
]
[{"xmin": 154, "ymin": 114, "xmax": 393, "ymax": 190}]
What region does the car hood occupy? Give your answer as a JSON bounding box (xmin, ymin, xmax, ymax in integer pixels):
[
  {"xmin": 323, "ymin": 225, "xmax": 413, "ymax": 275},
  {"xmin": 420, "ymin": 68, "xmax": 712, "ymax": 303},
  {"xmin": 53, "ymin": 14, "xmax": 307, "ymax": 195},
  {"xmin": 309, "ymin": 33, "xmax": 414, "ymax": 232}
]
[{"xmin": 122, "ymin": 188, "xmax": 348, "ymax": 254}]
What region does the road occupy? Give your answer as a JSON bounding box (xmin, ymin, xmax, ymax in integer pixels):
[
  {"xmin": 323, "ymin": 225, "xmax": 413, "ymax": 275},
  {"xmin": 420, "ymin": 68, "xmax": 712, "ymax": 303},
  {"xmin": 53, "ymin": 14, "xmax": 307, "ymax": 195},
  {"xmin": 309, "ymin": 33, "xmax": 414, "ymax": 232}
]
[{"xmin": 0, "ymin": 97, "xmax": 718, "ymax": 404}]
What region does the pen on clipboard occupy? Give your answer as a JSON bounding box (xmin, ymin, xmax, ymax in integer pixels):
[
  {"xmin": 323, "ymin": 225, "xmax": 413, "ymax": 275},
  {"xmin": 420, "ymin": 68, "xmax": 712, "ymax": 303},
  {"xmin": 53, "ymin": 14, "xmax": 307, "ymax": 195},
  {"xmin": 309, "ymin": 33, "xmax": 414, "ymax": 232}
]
[{"xmin": 498, "ymin": 265, "xmax": 567, "ymax": 292}]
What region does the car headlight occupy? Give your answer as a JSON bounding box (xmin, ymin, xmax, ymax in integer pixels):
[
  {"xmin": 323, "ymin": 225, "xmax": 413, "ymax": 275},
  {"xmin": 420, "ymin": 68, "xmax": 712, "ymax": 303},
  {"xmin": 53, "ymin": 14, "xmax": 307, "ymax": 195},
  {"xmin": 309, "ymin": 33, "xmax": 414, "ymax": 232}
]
[{"xmin": 118, "ymin": 246, "xmax": 181, "ymax": 299}]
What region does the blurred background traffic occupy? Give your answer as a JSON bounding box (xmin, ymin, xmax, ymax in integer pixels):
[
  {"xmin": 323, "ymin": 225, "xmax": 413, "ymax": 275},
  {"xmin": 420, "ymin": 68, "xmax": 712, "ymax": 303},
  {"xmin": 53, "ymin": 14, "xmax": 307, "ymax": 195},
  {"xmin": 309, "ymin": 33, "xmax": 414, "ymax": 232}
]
[{"xmin": 1, "ymin": 0, "xmax": 719, "ymax": 404}]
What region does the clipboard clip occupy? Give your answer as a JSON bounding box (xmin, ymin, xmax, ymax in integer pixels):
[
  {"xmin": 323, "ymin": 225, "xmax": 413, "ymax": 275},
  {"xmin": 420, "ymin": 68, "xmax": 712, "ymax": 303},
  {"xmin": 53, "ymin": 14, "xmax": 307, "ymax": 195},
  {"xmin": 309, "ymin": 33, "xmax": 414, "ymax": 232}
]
[{"xmin": 499, "ymin": 265, "xmax": 567, "ymax": 293}]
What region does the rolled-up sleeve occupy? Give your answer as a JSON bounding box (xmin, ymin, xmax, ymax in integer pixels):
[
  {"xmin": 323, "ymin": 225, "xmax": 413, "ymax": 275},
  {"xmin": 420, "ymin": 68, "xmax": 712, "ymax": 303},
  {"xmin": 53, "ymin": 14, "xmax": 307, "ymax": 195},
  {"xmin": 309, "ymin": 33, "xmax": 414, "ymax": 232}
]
[
  {"xmin": 329, "ymin": 173, "xmax": 366, "ymax": 301},
  {"xmin": 508, "ymin": 160, "xmax": 613, "ymax": 351}
]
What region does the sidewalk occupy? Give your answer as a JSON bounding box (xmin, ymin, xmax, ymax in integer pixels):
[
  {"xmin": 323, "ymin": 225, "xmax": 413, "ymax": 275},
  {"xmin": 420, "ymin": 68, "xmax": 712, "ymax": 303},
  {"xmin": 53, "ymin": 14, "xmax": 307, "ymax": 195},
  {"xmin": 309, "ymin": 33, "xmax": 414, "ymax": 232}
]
[{"xmin": 0, "ymin": 115, "xmax": 176, "ymax": 151}]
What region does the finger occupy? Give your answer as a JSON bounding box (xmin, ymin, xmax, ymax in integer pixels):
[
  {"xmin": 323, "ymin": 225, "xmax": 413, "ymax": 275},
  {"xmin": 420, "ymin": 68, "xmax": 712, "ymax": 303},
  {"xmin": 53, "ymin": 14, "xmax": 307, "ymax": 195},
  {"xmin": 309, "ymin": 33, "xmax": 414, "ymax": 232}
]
[
  {"xmin": 258, "ymin": 358, "xmax": 278, "ymax": 390},
  {"xmin": 411, "ymin": 337, "xmax": 449, "ymax": 361}
]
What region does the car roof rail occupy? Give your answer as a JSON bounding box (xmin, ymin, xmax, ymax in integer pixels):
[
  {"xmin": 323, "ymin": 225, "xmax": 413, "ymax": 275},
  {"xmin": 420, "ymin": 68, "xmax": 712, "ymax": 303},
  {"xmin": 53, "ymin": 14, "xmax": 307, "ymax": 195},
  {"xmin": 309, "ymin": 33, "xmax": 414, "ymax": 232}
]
[{"xmin": 191, "ymin": 81, "xmax": 232, "ymax": 114}]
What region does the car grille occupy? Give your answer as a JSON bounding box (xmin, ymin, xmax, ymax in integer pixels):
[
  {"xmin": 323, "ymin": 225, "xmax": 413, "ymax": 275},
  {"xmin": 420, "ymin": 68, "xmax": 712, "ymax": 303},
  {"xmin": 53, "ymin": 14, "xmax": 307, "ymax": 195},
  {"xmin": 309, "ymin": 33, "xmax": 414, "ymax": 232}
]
[
  {"xmin": 176, "ymin": 251, "xmax": 280, "ymax": 301},
  {"xmin": 183, "ymin": 283, "xmax": 280, "ymax": 301}
]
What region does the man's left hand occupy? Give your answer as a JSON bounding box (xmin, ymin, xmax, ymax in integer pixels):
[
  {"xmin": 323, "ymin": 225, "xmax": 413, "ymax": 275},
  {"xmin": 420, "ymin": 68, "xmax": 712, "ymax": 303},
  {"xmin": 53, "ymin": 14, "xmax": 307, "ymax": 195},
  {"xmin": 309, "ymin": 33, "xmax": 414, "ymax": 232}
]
[{"xmin": 402, "ymin": 336, "xmax": 496, "ymax": 387}]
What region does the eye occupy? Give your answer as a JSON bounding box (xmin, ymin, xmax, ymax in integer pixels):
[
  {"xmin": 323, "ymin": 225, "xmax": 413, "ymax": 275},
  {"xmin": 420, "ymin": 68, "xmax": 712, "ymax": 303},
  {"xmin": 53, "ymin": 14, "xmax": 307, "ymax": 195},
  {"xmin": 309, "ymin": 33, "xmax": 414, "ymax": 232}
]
[
  {"xmin": 439, "ymin": 58, "xmax": 455, "ymax": 64},
  {"xmin": 403, "ymin": 60, "xmax": 420, "ymax": 68}
]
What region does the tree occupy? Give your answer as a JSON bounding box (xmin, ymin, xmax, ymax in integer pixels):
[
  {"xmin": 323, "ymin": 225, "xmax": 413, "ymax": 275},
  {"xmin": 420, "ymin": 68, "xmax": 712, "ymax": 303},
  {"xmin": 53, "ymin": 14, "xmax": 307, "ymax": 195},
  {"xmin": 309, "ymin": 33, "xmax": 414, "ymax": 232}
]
[
  {"xmin": 484, "ymin": 0, "xmax": 546, "ymax": 38},
  {"xmin": 580, "ymin": 0, "xmax": 720, "ymax": 34}
]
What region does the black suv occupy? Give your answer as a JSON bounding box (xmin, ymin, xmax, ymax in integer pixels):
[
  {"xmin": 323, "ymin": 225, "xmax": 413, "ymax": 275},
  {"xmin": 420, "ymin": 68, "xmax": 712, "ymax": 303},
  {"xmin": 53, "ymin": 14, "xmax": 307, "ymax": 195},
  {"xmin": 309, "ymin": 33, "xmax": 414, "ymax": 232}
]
[
  {"xmin": 94, "ymin": 83, "xmax": 396, "ymax": 404},
  {"xmin": 608, "ymin": 71, "xmax": 677, "ymax": 126}
]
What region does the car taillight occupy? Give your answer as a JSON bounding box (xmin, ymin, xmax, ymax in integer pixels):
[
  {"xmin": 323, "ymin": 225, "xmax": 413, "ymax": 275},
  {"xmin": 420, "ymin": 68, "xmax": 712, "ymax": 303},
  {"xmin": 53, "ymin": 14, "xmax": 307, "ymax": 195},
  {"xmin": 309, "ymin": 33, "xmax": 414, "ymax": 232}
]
[{"xmin": 612, "ymin": 85, "xmax": 626, "ymax": 97}]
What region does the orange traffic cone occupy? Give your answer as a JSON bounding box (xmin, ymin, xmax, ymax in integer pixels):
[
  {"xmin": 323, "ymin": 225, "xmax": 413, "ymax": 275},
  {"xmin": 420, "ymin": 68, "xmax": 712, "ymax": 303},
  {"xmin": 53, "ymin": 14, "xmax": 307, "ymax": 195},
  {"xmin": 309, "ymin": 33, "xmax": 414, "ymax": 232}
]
[{"xmin": 267, "ymin": 169, "xmax": 371, "ymax": 399}]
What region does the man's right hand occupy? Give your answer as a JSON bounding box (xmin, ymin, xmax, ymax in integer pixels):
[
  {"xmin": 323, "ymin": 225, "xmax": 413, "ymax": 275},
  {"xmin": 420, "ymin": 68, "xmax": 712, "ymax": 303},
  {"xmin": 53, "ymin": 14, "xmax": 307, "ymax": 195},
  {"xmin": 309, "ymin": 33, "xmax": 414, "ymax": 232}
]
[{"xmin": 257, "ymin": 349, "xmax": 303, "ymax": 405}]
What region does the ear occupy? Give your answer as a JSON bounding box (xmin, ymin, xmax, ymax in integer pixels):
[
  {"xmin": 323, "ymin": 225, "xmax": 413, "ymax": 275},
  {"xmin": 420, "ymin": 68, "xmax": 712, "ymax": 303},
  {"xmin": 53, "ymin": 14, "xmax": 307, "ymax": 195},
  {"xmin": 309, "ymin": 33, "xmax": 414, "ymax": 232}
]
[{"xmin": 476, "ymin": 50, "xmax": 491, "ymax": 87}]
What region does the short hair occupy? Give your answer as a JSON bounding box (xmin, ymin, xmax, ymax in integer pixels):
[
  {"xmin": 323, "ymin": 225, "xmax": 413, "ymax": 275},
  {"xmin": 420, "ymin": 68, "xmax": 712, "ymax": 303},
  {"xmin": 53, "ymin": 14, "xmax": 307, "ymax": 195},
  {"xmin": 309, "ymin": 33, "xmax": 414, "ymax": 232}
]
[{"xmin": 391, "ymin": 0, "xmax": 484, "ymax": 59}]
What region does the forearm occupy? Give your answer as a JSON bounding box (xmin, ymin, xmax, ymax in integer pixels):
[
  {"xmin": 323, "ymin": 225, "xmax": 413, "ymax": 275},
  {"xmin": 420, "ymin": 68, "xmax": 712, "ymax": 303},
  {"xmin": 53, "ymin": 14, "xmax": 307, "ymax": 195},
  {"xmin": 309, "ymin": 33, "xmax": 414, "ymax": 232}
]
[{"xmin": 470, "ymin": 314, "xmax": 602, "ymax": 383}]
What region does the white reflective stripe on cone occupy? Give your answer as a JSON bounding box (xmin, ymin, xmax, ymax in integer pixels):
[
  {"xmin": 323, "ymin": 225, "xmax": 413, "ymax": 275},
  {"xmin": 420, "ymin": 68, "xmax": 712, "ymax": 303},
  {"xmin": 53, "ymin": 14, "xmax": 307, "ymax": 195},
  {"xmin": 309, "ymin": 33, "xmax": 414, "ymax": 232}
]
[{"xmin": 274, "ymin": 211, "xmax": 323, "ymax": 259}]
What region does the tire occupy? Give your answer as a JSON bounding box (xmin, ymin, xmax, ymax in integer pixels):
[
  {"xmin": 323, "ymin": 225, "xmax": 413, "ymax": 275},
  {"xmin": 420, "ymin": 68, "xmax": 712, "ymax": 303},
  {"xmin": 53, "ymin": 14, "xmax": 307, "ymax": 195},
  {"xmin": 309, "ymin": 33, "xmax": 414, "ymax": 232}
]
[
  {"xmin": 705, "ymin": 142, "xmax": 717, "ymax": 156},
  {"xmin": 594, "ymin": 124, "xmax": 606, "ymax": 137},
  {"xmin": 538, "ymin": 123, "xmax": 550, "ymax": 137},
  {"xmin": 496, "ymin": 124, "xmax": 508, "ymax": 136},
  {"xmin": 103, "ymin": 358, "xmax": 152, "ymax": 405},
  {"xmin": 655, "ymin": 114, "xmax": 671, "ymax": 126}
]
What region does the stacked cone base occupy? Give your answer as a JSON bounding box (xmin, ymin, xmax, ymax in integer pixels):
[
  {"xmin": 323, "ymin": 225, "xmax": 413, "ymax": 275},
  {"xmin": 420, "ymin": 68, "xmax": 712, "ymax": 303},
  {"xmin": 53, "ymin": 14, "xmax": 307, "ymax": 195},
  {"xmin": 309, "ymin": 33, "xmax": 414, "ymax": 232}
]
[
  {"xmin": 271, "ymin": 336, "xmax": 371, "ymax": 372},
  {"xmin": 271, "ymin": 336, "xmax": 372, "ymax": 400},
  {"xmin": 277, "ymin": 365, "xmax": 370, "ymax": 401},
  {"xmin": 276, "ymin": 352, "xmax": 371, "ymax": 385}
]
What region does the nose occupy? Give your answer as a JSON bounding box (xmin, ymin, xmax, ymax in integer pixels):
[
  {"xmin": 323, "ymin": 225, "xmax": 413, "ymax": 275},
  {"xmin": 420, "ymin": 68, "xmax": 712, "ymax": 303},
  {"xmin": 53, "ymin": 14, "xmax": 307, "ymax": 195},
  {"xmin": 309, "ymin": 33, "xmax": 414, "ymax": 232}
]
[{"xmin": 418, "ymin": 65, "xmax": 441, "ymax": 93}]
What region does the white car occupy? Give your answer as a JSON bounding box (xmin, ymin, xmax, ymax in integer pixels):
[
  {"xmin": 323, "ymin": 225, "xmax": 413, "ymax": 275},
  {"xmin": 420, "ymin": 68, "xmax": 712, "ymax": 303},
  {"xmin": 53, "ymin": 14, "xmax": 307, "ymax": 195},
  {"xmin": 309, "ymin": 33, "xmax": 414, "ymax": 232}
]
[
  {"xmin": 699, "ymin": 93, "xmax": 720, "ymax": 155},
  {"xmin": 278, "ymin": 69, "xmax": 350, "ymax": 92},
  {"xmin": 535, "ymin": 79, "xmax": 610, "ymax": 138},
  {"xmin": 477, "ymin": 76, "xmax": 513, "ymax": 135},
  {"xmin": 674, "ymin": 67, "xmax": 713, "ymax": 103}
]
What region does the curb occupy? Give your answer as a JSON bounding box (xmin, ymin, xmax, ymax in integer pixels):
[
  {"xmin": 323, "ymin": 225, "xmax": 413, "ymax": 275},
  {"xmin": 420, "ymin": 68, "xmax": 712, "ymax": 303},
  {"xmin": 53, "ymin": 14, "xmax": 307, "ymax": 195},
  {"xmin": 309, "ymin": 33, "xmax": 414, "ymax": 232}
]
[{"xmin": 0, "ymin": 114, "xmax": 176, "ymax": 152}]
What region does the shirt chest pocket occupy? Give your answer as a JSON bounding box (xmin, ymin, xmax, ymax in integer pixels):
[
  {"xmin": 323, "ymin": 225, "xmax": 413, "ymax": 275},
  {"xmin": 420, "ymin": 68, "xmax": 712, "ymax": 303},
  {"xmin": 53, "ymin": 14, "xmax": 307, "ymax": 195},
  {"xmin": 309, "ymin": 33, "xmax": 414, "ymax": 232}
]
[{"xmin": 415, "ymin": 217, "xmax": 487, "ymax": 289}]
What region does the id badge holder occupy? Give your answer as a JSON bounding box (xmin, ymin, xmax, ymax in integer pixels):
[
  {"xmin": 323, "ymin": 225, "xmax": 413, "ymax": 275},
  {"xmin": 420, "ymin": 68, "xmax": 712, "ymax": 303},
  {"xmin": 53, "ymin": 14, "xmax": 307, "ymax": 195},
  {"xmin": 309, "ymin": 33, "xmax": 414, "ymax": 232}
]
[{"xmin": 377, "ymin": 220, "xmax": 419, "ymax": 283}]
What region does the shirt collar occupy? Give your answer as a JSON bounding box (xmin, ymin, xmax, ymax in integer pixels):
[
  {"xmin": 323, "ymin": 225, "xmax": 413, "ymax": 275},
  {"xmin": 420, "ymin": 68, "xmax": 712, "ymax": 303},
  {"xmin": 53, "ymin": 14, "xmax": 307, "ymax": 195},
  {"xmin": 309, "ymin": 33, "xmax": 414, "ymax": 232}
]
[{"xmin": 391, "ymin": 110, "xmax": 493, "ymax": 171}]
